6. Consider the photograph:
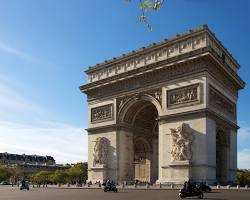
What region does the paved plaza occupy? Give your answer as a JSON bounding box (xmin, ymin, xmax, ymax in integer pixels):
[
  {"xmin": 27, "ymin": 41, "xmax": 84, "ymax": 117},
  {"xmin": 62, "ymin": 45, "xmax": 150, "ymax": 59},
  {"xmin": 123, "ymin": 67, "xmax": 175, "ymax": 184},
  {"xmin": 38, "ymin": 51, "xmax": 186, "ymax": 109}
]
[{"xmin": 1, "ymin": 186, "xmax": 250, "ymax": 200}]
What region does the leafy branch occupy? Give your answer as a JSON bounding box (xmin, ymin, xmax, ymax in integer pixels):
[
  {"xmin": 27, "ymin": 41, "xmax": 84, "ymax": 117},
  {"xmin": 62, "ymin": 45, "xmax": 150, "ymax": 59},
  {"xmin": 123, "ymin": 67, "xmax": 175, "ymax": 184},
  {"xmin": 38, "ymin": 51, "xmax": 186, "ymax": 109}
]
[{"xmin": 126, "ymin": 0, "xmax": 165, "ymax": 31}]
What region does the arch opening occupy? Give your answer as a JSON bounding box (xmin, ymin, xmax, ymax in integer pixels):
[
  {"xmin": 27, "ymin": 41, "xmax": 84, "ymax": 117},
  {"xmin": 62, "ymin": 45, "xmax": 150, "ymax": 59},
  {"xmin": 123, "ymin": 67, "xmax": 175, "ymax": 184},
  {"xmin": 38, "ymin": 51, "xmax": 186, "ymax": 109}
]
[
  {"xmin": 216, "ymin": 129, "xmax": 229, "ymax": 183},
  {"xmin": 121, "ymin": 99, "xmax": 159, "ymax": 183}
]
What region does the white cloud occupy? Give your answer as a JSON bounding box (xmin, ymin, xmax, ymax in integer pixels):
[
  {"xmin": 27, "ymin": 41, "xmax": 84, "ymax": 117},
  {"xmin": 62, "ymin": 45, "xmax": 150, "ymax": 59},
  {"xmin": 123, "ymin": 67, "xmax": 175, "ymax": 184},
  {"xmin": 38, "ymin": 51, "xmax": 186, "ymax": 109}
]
[
  {"xmin": 0, "ymin": 74, "xmax": 88, "ymax": 164},
  {"xmin": 238, "ymin": 149, "xmax": 250, "ymax": 169},
  {"xmin": 0, "ymin": 120, "xmax": 87, "ymax": 164},
  {"xmin": 0, "ymin": 41, "xmax": 34, "ymax": 61}
]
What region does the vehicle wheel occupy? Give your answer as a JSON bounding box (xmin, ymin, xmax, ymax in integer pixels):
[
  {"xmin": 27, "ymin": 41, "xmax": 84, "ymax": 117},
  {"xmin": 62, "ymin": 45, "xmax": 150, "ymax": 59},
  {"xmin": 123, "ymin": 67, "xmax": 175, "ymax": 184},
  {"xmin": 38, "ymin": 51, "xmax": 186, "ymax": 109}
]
[
  {"xmin": 104, "ymin": 188, "xmax": 107, "ymax": 192},
  {"xmin": 198, "ymin": 193, "xmax": 203, "ymax": 199}
]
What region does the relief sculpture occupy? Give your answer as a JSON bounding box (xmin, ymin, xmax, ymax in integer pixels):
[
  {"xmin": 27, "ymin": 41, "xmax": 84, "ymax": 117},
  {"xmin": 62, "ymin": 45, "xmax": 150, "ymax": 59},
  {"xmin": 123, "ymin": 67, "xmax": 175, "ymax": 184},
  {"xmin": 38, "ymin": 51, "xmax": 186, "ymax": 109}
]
[
  {"xmin": 168, "ymin": 84, "xmax": 199, "ymax": 107},
  {"xmin": 91, "ymin": 104, "xmax": 113, "ymax": 122},
  {"xmin": 93, "ymin": 137, "xmax": 109, "ymax": 166},
  {"xmin": 170, "ymin": 123, "xmax": 193, "ymax": 161}
]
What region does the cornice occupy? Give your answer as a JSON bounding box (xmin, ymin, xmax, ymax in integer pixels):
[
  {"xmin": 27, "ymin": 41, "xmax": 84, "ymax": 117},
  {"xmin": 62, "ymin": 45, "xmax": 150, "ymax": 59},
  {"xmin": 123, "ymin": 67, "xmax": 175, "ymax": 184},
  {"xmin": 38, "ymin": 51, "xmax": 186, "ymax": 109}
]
[
  {"xmin": 80, "ymin": 47, "xmax": 210, "ymax": 92},
  {"xmin": 80, "ymin": 48, "xmax": 244, "ymax": 97},
  {"xmin": 82, "ymin": 25, "xmax": 242, "ymax": 86},
  {"xmin": 85, "ymin": 25, "xmax": 239, "ymax": 74}
]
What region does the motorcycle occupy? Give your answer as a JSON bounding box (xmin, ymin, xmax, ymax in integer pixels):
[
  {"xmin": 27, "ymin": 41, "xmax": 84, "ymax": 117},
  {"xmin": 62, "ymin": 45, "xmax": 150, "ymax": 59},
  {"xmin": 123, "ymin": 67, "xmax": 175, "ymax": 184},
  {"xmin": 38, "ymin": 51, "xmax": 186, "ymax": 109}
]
[
  {"xmin": 20, "ymin": 181, "xmax": 29, "ymax": 191},
  {"xmin": 179, "ymin": 188, "xmax": 203, "ymax": 199},
  {"xmin": 103, "ymin": 184, "xmax": 118, "ymax": 192}
]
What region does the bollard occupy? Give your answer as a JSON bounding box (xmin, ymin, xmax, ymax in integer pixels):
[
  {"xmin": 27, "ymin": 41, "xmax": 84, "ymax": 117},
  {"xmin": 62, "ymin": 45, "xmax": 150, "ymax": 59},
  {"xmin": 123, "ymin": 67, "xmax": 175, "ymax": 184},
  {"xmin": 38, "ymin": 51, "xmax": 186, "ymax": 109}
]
[
  {"xmin": 217, "ymin": 184, "xmax": 220, "ymax": 189},
  {"xmin": 227, "ymin": 185, "xmax": 230, "ymax": 189},
  {"xmin": 134, "ymin": 183, "xmax": 137, "ymax": 188},
  {"xmin": 237, "ymin": 185, "xmax": 240, "ymax": 189},
  {"xmin": 67, "ymin": 183, "xmax": 70, "ymax": 187},
  {"xmin": 171, "ymin": 184, "xmax": 174, "ymax": 189},
  {"xmin": 159, "ymin": 183, "xmax": 162, "ymax": 188},
  {"xmin": 146, "ymin": 183, "xmax": 150, "ymax": 189}
]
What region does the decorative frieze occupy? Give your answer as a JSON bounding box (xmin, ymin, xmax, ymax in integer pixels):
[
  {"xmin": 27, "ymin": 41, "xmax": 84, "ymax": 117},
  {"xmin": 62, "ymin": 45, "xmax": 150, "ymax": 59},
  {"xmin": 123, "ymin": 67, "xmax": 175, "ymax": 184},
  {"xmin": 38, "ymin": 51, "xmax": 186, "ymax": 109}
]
[
  {"xmin": 209, "ymin": 86, "xmax": 236, "ymax": 118},
  {"xmin": 88, "ymin": 32, "xmax": 208, "ymax": 83},
  {"xmin": 87, "ymin": 61, "xmax": 203, "ymax": 100},
  {"xmin": 87, "ymin": 27, "xmax": 239, "ymax": 83},
  {"xmin": 91, "ymin": 104, "xmax": 114, "ymax": 123},
  {"xmin": 167, "ymin": 84, "xmax": 201, "ymax": 108}
]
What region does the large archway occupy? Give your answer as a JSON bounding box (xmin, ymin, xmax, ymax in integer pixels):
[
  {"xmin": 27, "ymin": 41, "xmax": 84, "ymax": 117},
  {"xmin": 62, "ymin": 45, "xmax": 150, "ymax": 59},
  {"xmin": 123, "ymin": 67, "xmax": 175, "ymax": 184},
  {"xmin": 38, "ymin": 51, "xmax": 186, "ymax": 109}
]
[
  {"xmin": 216, "ymin": 129, "xmax": 229, "ymax": 183},
  {"xmin": 120, "ymin": 98, "xmax": 159, "ymax": 183}
]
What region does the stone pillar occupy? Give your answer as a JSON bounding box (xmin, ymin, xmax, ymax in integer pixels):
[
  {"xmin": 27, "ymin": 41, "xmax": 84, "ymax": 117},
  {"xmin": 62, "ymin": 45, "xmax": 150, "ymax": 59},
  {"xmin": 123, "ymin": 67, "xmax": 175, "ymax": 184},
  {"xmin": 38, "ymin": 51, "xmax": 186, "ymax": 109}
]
[{"xmin": 117, "ymin": 128, "xmax": 134, "ymax": 184}]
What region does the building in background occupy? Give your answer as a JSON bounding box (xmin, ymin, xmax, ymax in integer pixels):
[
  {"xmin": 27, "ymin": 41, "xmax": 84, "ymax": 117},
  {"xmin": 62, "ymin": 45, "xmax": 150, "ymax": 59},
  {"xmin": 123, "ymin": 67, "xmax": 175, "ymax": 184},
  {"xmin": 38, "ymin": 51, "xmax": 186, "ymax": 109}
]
[{"xmin": 0, "ymin": 152, "xmax": 70, "ymax": 173}]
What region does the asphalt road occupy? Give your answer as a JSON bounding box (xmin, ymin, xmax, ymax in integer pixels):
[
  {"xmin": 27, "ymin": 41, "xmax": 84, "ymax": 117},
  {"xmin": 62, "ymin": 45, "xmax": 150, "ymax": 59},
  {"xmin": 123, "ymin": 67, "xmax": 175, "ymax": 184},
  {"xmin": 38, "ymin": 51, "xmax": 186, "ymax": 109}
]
[{"xmin": 0, "ymin": 187, "xmax": 250, "ymax": 200}]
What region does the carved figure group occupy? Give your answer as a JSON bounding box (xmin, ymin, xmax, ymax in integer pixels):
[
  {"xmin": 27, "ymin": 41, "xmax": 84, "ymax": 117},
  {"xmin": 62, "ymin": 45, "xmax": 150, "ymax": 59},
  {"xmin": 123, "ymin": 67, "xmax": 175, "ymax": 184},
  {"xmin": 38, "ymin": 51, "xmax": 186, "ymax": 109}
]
[
  {"xmin": 93, "ymin": 137, "xmax": 109, "ymax": 166},
  {"xmin": 170, "ymin": 123, "xmax": 193, "ymax": 161},
  {"xmin": 92, "ymin": 105, "xmax": 112, "ymax": 122},
  {"xmin": 170, "ymin": 88, "xmax": 197, "ymax": 105}
]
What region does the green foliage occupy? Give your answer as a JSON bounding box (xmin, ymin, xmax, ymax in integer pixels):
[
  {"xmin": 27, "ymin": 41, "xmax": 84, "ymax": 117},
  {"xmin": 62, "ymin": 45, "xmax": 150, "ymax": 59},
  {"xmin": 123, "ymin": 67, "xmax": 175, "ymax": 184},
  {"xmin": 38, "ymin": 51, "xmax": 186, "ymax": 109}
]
[
  {"xmin": 0, "ymin": 162, "xmax": 88, "ymax": 185},
  {"xmin": 30, "ymin": 171, "xmax": 53, "ymax": 184},
  {"xmin": 0, "ymin": 165, "xmax": 16, "ymax": 182},
  {"xmin": 237, "ymin": 171, "xmax": 250, "ymax": 186},
  {"xmin": 126, "ymin": 0, "xmax": 165, "ymax": 31},
  {"xmin": 66, "ymin": 162, "xmax": 88, "ymax": 184},
  {"xmin": 49, "ymin": 170, "xmax": 67, "ymax": 184},
  {"xmin": 29, "ymin": 162, "xmax": 88, "ymax": 184}
]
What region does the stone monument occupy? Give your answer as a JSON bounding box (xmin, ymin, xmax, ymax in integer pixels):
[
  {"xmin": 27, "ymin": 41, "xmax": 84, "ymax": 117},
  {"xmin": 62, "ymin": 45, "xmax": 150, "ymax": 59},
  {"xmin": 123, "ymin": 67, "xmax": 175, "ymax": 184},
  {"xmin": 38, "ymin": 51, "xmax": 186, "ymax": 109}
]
[{"xmin": 80, "ymin": 25, "xmax": 245, "ymax": 184}]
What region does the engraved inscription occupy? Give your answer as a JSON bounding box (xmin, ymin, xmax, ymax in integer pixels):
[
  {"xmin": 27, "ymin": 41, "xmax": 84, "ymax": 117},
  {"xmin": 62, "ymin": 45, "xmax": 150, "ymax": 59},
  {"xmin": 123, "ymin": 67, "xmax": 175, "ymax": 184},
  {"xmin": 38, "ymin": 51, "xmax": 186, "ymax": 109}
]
[
  {"xmin": 209, "ymin": 86, "xmax": 236, "ymax": 118},
  {"xmin": 91, "ymin": 104, "xmax": 113, "ymax": 123},
  {"xmin": 167, "ymin": 84, "xmax": 200, "ymax": 108}
]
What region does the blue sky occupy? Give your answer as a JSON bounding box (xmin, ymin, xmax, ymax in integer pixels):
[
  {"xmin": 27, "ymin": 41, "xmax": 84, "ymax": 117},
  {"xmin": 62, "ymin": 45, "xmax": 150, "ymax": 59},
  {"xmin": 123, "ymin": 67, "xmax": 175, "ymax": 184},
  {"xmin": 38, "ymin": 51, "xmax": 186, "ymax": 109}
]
[{"xmin": 0, "ymin": 0, "xmax": 249, "ymax": 167}]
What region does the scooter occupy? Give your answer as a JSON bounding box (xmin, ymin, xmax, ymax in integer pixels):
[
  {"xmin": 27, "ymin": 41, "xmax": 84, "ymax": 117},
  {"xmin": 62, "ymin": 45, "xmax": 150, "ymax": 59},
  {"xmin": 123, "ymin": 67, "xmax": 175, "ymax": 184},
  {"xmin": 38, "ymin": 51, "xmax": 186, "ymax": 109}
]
[{"xmin": 179, "ymin": 188, "xmax": 203, "ymax": 199}]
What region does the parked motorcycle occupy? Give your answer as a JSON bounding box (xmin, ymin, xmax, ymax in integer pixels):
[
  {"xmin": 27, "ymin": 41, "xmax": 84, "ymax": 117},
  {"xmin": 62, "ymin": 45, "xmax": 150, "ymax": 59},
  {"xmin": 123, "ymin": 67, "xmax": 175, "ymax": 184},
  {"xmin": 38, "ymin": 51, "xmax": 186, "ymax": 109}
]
[{"xmin": 179, "ymin": 188, "xmax": 203, "ymax": 199}]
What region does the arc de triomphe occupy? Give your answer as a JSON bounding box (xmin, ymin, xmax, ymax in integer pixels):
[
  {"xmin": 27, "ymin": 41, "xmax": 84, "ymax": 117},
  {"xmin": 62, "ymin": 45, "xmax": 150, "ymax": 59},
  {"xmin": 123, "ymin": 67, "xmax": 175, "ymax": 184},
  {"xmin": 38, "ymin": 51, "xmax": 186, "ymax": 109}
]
[{"xmin": 80, "ymin": 25, "xmax": 245, "ymax": 184}]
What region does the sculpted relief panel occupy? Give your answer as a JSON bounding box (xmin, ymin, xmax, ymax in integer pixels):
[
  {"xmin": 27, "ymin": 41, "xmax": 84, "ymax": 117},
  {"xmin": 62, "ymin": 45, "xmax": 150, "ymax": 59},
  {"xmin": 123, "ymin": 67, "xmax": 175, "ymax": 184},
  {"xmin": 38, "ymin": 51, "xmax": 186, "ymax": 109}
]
[
  {"xmin": 167, "ymin": 84, "xmax": 200, "ymax": 108},
  {"xmin": 209, "ymin": 85, "xmax": 236, "ymax": 118},
  {"xmin": 93, "ymin": 137, "xmax": 109, "ymax": 166},
  {"xmin": 170, "ymin": 123, "xmax": 193, "ymax": 161},
  {"xmin": 91, "ymin": 104, "xmax": 113, "ymax": 123}
]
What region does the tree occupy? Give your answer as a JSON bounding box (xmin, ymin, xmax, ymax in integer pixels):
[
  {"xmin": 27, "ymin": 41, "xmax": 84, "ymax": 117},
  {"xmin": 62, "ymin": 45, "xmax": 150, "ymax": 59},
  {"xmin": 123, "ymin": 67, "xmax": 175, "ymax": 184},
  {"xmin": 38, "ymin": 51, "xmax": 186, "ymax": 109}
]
[
  {"xmin": 50, "ymin": 170, "xmax": 67, "ymax": 185},
  {"xmin": 237, "ymin": 170, "xmax": 250, "ymax": 186},
  {"xmin": 30, "ymin": 171, "xmax": 53, "ymax": 185},
  {"xmin": 66, "ymin": 162, "xmax": 88, "ymax": 184},
  {"xmin": 126, "ymin": 0, "xmax": 166, "ymax": 31},
  {"xmin": 0, "ymin": 165, "xmax": 16, "ymax": 182}
]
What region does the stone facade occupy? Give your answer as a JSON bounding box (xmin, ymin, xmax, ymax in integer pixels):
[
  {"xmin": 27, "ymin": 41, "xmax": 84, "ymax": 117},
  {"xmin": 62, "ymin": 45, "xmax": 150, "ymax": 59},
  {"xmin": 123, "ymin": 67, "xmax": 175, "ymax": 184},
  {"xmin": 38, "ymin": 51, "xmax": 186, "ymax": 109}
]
[{"xmin": 80, "ymin": 25, "xmax": 245, "ymax": 184}]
